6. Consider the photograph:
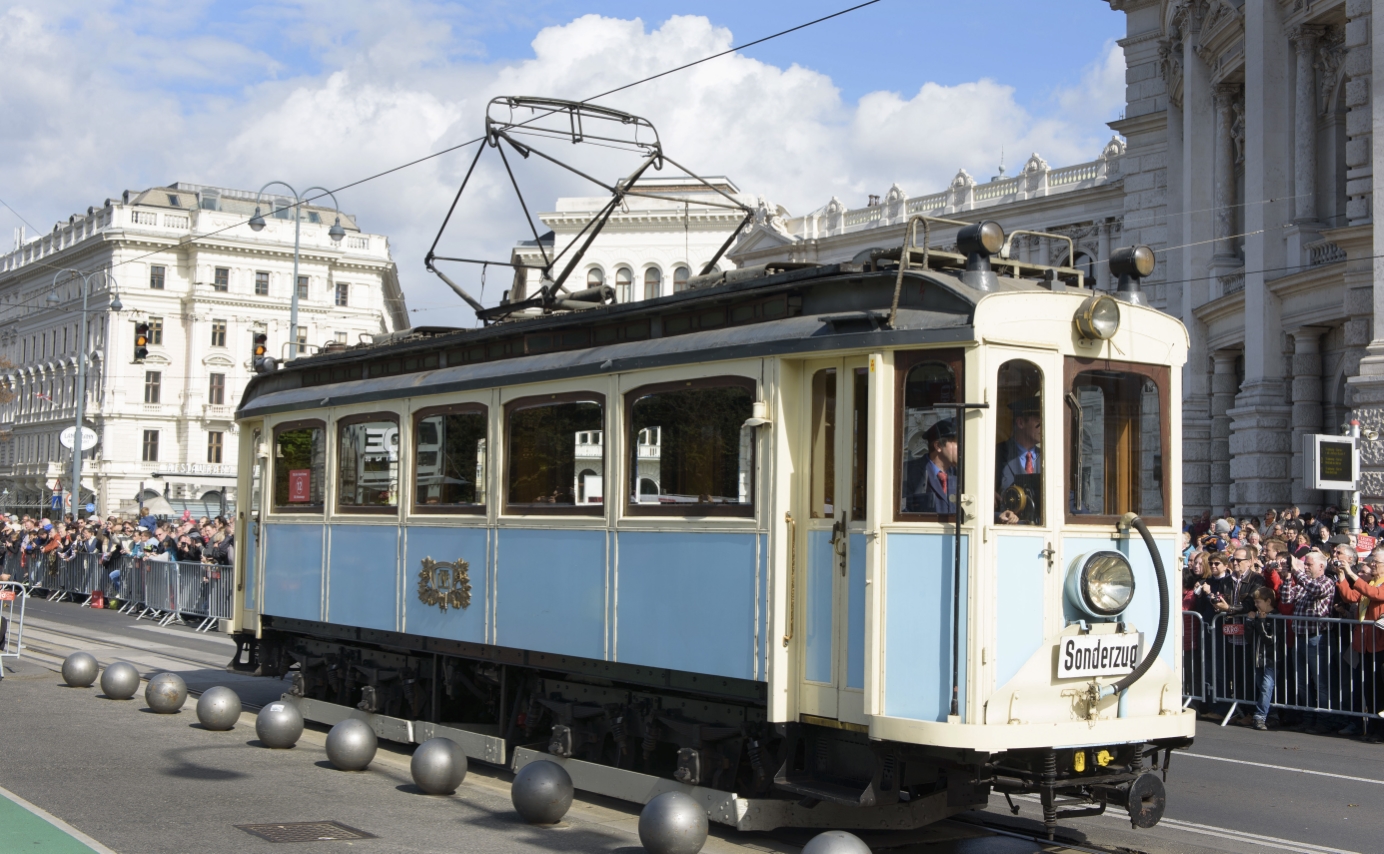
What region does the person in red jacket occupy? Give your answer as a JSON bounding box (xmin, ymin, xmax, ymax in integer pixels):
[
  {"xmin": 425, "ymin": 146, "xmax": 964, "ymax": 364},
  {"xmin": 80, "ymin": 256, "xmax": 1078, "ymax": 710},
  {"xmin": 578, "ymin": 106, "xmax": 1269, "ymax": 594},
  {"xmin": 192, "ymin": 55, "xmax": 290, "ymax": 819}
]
[{"xmin": 1337, "ymin": 547, "xmax": 1384, "ymax": 741}]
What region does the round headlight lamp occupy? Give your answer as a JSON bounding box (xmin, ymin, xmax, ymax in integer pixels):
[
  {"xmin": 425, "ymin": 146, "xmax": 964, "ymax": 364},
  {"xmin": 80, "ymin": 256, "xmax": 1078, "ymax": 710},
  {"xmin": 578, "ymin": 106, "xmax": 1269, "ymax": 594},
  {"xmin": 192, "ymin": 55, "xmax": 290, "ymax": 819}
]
[
  {"xmin": 1066, "ymin": 550, "xmax": 1136, "ymax": 619},
  {"xmin": 957, "ymin": 220, "xmax": 1006, "ymax": 257},
  {"xmin": 1073, "ymin": 294, "xmax": 1121, "ymax": 341}
]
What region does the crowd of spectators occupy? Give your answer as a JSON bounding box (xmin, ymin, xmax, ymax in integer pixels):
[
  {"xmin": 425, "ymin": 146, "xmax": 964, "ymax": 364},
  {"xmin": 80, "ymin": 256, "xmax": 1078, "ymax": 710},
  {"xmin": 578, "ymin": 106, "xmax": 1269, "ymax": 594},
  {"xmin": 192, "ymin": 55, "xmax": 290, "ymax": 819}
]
[
  {"xmin": 1182, "ymin": 505, "xmax": 1384, "ymax": 741},
  {"xmin": 0, "ymin": 506, "xmax": 235, "ymax": 572}
]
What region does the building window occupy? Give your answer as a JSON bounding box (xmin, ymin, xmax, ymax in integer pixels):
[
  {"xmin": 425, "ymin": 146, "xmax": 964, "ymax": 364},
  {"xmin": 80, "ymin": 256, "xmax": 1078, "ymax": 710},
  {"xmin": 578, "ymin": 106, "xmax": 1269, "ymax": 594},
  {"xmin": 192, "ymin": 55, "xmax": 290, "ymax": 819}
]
[
  {"xmin": 208, "ymin": 373, "xmax": 225, "ymax": 406},
  {"xmin": 335, "ymin": 282, "xmax": 349, "ymax": 306},
  {"xmin": 142, "ymin": 430, "xmax": 159, "ymax": 462},
  {"xmin": 255, "ymin": 271, "xmax": 269, "ymax": 295},
  {"xmin": 335, "ymin": 331, "xmax": 348, "ymax": 344},
  {"xmin": 673, "ymin": 265, "xmax": 690, "ymax": 293},
  {"xmin": 147, "ymin": 317, "xmax": 163, "ymax": 345},
  {"xmin": 296, "ymin": 326, "xmax": 307, "ymax": 346},
  {"xmin": 643, "ymin": 267, "xmax": 661, "ymax": 300},
  {"xmin": 150, "ymin": 265, "xmax": 165, "ymax": 290},
  {"xmin": 213, "ymin": 267, "xmax": 229, "ymax": 292},
  {"xmin": 211, "ymin": 320, "xmax": 227, "ymax": 347},
  {"xmin": 615, "ymin": 266, "xmax": 633, "ymax": 302},
  {"xmin": 586, "ymin": 267, "xmax": 604, "ymax": 289},
  {"xmin": 207, "ymin": 430, "xmax": 224, "ymax": 464},
  {"xmin": 144, "ymin": 371, "xmax": 161, "ymax": 404},
  {"xmin": 296, "ymin": 275, "xmax": 308, "ymax": 300}
]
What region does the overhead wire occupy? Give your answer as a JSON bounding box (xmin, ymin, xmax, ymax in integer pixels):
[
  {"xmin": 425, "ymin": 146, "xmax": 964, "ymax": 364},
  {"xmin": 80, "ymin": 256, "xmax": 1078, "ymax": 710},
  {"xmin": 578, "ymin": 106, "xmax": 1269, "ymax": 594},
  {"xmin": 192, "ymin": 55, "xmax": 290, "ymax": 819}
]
[{"xmin": 1, "ymin": 0, "xmax": 887, "ymax": 325}]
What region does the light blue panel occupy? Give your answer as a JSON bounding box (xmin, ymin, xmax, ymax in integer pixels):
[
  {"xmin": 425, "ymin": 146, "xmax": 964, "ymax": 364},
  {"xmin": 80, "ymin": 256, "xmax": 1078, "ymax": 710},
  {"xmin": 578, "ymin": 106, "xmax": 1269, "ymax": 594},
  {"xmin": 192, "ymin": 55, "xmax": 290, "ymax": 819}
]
[
  {"xmin": 995, "ymin": 534, "xmax": 1048, "ymax": 689},
  {"xmin": 497, "ymin": 528, "xmax": 606, "ymax": 660},
  {"xmin": 327, "ymin": 526, "xmax": 400, "ymax": 632},
  {"xmin": 846, "ymin": 533, "xmax": 867, "ymax": 689},
  {"xmin": 1062, "ymin": 534, "xmax": 1178, "ymax": 669},
  {"xmin": 884, "ymin": 532, "xmax": 968, "ymax": 721},
  {"xmin": 244, "ymin": 521, "xmax": 258, "ymax": 611},
  {"xmin": 617, "ymin": 532, "xmax": 758, "ymax": 680},
  {"xmin": 805, "ymin": 529, "xmax": 834, "ymax": 683},
  {"xmin": 403, "ymin": 525, "xmax": 490, "ymax": 643},
  {"xmin": 262, "ymin": 523, "xmax": 324, "ymax": 621},
  {"xmin": 758, "ymin": 533, "xmax": 768, "ymax": 680}
]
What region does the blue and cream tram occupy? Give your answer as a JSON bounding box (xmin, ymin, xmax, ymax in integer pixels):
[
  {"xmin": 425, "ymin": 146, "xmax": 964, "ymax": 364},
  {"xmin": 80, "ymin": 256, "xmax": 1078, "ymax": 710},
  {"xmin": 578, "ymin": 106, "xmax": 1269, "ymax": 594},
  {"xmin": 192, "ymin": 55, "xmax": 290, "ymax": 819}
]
[{"xmin": 229, "ymin": 223, "xmax": 1192, "ymax": 834}]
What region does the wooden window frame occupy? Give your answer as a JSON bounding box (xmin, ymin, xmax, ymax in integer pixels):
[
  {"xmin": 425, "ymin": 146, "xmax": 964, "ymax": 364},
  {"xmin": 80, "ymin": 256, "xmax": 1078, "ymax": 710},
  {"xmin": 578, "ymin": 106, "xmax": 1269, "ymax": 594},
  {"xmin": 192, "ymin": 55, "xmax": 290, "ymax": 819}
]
[
  {"xmin": 893, "ymin": 348, "xmax": 966, "ymax": 523},
  {"xmin": 1062, "ymin": 357, "xmax": 1171, "ymax": 528},
  {"xmin": 624, "ymin": 376, "xmax": 757, "ymax": 518},
  {"xmin": 411, "ymin": 403, "xmax": 488, "ymax": 516},
  {"xmin": 272, "ymin": 418, "xmax": 326, "ymax": 514},
  {"xmin": 503, "ymin": 391, "xmax": 606, "ymax": 517},
  {"xmin": 335, "ymin": 411, "xmax": 401, "ymax": 515}
]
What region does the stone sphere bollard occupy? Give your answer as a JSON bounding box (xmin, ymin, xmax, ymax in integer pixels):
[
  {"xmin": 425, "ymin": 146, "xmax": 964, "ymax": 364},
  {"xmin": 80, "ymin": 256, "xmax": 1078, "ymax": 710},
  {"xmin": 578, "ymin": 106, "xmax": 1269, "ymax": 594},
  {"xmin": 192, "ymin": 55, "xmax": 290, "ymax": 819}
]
[
  {"xmin": 196, "ymin": 686, "xmax": 242, "ymax": 730},
  {"xmin": 801, "ymin": 830, "xmax": 873, "ymax": 854},
  {"xmin": 255, "ymin": 701, "xmax": 304, "ymax": 748},
  {"xmin": 99, "ymin": 661, "xmax": 141, "ymax": 700},
  {"xmin": 325, "ymin": 718, "xmax": 378, "ymax": 771},
  {"xmin": 411, "ymin": 737, "xmax": 468, "ymax": 794},
  {"xmin": 61, "ymin": 652, "xmax": 99, "ymax": 688},
  {"xmin": 144, "ymin": 672, "xmax": 188, "ymax": 713},
  {"xmin": 511, "ymin": 759, "xmax": 574, "ymax": 824},
  {"xmin": 638, "ymin": 791, "xmax": 709, "ymax": 854}
]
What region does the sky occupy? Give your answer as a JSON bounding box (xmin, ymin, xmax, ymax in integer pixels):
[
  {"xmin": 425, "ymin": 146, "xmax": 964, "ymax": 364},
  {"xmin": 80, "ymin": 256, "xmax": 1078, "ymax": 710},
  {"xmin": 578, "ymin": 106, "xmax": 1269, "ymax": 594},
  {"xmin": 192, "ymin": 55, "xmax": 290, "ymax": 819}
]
[{"xmin": 0, "ymin": 0, "xmax": 1128, "ymax": 327}]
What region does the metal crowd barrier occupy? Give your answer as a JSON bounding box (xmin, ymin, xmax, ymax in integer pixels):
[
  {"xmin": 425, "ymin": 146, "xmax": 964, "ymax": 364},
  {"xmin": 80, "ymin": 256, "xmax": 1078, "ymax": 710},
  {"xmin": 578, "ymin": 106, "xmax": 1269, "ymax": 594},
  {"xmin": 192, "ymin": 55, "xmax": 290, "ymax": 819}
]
[
  {"xmin": 4, "ymin": 548, "xmax": 233, "ymax": 634},
  {"xmin": 1181, "ymin": 609, "xmax": 1384, "ymax": 732},
  {"xmin": 0, "ymin": 580, "xmax": 28, "ymax": 677}
]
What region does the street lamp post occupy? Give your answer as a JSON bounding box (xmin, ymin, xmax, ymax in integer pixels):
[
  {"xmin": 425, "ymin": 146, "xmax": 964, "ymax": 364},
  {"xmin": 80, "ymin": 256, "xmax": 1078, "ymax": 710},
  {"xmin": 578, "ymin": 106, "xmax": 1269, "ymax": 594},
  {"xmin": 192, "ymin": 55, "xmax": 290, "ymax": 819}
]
[
  {"xmin": 48, "ymin": 268, "xmax": 121, "ymax": 520},
  {"xmin": 248, "ymin": 183, "xmax": 347, "ymax": 360}
]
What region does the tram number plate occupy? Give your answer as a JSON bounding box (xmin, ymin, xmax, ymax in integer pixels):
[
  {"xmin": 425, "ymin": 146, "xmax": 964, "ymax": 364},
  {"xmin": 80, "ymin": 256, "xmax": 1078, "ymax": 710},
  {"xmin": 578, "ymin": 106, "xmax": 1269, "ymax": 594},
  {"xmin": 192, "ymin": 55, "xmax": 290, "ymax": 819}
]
[{"xmin": 1057, "ymin": 633, "xmax": 1144, "ymax": 679}]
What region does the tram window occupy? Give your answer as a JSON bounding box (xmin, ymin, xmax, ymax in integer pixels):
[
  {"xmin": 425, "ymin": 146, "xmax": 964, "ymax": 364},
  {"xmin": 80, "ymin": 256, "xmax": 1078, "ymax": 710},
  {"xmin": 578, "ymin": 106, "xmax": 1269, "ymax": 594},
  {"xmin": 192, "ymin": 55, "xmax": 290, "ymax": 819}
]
[
  {"xmin": 413, "ymin": 406, "xmax": 487, "ymax": 513},
  {"xmin": 627, "ymin": 378, "xmax": 755, "ymax": 516},
  {"xmin": 273, "ymin": 421, "xmax": 325, "ymax": 512},
  {"xmin": 810, "ymin": 369, "xmax": 836, "ymax": 518},
  {"xmin": 506, "ymin": 394, "xmax": 605, "ymax": 513},
  {"xmin": 896, "ymin": 351, "xmax": 961, "ymax": 520},
  {"xmin": 851, "ymin": 367, "xmax": 869, "ymax": 520},
  {"xmin": 337, "ymin": 414, "xmax": 399, "ymax": 512},
  {"xmin": 995, "ymin": 360, "xmax": 1044, "ymax": 526},
  {"xmin": 1066, "ymin": 361, "xmax": 1167, "ymax": 522}
]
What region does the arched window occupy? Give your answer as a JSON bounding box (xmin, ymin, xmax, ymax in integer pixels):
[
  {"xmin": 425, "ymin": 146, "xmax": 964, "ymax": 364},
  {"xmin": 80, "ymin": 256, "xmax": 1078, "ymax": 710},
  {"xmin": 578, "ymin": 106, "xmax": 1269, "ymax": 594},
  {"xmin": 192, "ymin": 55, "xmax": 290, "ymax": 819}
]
[
  {"xmin": 996, "ymin": 360, "xmax": 1043, "ymax": 526},
  {"xmin": 643, "ymin": 267, "xmax": 662, "ymax": 301},
  {"xmin": 586, "ymin": 266, "xmax": 605, "ymax": 289},
  {"xmin": 673, "ymin": 265, "xmax": 690, "ymax": 293},
  {"xmin": 898, "ymin": 354, "xmax": 961, "ymax": 518},
  {"xmin": 615, "ymin": 266, "xmax": 633, "ymax": 302}
]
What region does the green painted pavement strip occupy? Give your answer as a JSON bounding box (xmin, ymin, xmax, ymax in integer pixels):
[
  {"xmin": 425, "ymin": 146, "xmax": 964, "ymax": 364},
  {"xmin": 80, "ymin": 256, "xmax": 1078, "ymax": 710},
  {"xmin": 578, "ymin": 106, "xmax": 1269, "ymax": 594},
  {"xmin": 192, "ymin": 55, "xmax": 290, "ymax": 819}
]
[{"xmin": 0, "ymin": 785, "xmax": 114, "ymax": 853}]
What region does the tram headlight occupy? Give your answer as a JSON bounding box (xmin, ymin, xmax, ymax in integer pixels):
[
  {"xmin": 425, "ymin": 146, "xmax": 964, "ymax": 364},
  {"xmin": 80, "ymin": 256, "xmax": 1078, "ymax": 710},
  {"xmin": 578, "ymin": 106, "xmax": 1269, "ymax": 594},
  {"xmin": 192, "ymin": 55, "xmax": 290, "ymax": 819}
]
[
  {"xmin": 1066, "ymin": 551, "xmax": 1136, "ymax": 619},
  {"xmin": 1073, "ymin": 294, "xmax": 1120, "ymax": 341}
]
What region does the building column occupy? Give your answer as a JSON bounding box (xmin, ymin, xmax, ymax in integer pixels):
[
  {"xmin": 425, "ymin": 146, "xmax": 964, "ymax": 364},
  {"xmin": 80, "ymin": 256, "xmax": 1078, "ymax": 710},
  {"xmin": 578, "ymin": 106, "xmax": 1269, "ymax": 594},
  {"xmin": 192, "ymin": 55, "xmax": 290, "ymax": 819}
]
[
  {"xmin": 1290, "ymin": 328, "xmax": 1328, "ymax": 507},
  {"xmin": 1213, "ymin": 83, "xmax": 1242, "ymax": 263},
  {"xmin": 1210, "ymin": 351, "xmax": 1238, "ymax": 515},
  {"xmin": 1290, "ymin": 25, "xmax": 1324, "ymax": 224}
]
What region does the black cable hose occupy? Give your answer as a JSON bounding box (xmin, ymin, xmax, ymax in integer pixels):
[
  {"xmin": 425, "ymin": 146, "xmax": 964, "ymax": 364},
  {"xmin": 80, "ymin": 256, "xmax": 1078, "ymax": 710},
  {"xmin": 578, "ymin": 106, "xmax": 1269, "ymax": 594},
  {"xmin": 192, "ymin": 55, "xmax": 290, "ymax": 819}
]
[{"xmin": 1107, "ymin": 515, "xmax": 1169, "ymax": 697}]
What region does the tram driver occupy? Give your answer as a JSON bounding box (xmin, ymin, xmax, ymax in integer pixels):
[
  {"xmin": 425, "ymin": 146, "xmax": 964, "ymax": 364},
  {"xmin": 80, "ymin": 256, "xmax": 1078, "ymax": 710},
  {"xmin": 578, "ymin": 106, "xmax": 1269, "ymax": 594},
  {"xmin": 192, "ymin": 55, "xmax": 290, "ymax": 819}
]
[
  {"xmin": 906, "ymin": 418, "xmax": 957, "ymax": 514},
  {"xmin": 996, "ymin": 395, "xmax": 1041, "ymax": 524}
]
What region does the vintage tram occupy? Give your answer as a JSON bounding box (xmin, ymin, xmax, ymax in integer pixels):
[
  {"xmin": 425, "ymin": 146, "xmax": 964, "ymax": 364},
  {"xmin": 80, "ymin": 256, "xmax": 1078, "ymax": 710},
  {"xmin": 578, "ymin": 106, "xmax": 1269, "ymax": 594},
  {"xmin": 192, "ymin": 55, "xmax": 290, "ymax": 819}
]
[{"xmin": 228, "ymin": 215, "xmax": 1192, "ymax": 835}]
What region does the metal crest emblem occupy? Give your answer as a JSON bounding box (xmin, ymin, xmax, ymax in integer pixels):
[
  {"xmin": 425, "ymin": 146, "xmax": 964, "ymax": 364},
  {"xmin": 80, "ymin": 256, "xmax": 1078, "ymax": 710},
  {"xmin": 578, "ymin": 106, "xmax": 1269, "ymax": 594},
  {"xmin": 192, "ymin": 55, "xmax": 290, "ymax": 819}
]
[{"xmin": 417, "ymin": 557, "xmax": 472, "ymax": 611}]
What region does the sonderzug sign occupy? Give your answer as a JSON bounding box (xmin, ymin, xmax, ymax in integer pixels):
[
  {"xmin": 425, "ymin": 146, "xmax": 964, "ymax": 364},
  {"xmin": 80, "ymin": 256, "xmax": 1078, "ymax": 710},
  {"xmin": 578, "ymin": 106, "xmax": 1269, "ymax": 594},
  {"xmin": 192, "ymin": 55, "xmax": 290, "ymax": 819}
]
[{"xmin": 1056, "ymin": 632, "xmax": 1144, "ymax": 679}]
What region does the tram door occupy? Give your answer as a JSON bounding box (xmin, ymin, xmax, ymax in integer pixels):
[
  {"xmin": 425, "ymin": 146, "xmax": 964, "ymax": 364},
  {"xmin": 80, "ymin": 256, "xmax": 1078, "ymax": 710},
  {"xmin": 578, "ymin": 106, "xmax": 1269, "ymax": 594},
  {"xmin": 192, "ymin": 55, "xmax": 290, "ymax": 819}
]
[
  {"xmin": 798, "ymin": 358, "xmax": 870, "ymax": 725},
  {"xmin": 240, "ymin": 427, "xmax": 265, "ymax": 625}
]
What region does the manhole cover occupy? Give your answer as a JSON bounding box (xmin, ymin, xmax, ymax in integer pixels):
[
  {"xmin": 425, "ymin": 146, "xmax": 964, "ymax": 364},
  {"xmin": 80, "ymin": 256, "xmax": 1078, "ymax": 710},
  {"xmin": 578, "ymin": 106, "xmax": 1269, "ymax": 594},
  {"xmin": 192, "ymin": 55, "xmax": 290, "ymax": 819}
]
[{"xmin": 236, "ymin": 821, "xmax": 376, "ymax": 843}]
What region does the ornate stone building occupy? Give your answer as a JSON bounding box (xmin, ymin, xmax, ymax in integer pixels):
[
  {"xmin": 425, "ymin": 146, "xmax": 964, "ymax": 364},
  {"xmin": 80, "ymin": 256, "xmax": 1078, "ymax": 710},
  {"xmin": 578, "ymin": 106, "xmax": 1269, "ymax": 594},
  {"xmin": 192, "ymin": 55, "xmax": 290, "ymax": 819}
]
[
  {"xmin": 1108, "ymin": 0, "xmax": 1376, "ymax": 515},
  {"xmin": 0, "ymin": 183, "xmax": 407, "ymax": 517}
]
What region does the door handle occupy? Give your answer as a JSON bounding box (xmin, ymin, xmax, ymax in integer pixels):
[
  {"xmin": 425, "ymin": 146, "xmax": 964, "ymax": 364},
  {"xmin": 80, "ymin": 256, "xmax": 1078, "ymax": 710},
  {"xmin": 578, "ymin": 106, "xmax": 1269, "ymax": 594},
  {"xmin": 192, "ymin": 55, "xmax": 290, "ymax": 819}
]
[{"xmin": 830, "ymin": 513, "xmax": 848, "ymax": 573}]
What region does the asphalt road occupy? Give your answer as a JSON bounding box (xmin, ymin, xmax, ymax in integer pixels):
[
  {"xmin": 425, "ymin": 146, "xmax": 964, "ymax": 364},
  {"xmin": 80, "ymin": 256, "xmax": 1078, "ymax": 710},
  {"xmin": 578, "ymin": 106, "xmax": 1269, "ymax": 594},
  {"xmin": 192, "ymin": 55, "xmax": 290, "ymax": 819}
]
[{"xmin": 3, "ymin": 597, "xmax": 1381, "ymax": 854}]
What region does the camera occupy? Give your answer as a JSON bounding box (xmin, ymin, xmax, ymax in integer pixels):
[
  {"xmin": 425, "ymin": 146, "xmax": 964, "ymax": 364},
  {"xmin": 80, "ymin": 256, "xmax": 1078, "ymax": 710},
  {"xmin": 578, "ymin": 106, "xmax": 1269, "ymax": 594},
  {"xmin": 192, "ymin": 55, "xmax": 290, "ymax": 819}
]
[{"xmin": 1328, "ymin": 558, "xmax": 1347, "ymax": 574}]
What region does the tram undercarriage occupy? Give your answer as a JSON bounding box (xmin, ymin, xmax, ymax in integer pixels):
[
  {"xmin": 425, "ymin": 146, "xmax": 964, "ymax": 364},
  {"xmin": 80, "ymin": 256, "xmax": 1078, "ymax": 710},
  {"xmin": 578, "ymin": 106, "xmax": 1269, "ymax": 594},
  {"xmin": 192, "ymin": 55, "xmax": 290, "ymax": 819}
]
[{"xmin": 240, "ymin": 619, "xmax": 1176, "ymax": 833}]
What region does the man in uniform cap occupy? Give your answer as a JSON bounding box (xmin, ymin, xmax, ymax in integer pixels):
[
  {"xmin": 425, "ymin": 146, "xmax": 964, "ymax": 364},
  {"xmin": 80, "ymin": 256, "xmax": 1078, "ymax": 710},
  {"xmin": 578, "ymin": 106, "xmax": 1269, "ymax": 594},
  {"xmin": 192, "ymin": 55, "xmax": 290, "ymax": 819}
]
[
  {"xmin": 907, "ymin": 418, "xmax": 957, "ymax": 514},
  {"xmin": 997, "ymin": 395, "xmax": 1042, "ymax": 524}
]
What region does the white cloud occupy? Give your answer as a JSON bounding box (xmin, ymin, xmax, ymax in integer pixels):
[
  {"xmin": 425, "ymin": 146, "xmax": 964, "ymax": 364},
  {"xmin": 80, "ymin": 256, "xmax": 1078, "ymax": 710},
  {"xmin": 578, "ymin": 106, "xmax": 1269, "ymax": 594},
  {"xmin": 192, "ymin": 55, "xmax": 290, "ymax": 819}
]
[{"xmin": 0, "ymin": 7, "xmax": 1125, "ymax": 325}]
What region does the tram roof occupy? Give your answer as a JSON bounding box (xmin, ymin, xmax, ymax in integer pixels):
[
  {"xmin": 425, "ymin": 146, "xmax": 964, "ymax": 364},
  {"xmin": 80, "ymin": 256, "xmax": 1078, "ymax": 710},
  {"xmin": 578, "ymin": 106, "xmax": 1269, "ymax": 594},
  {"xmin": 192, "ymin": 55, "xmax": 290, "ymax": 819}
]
[{"xmin": 238, "ymin": 263, "xmax": 1082, "ymax": 418}]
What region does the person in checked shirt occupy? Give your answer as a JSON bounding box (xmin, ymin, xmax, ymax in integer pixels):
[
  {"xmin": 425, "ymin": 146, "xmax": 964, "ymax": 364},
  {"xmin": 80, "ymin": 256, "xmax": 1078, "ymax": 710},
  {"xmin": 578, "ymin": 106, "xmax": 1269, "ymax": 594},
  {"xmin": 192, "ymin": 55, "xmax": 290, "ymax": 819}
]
[{"xmin": 1279, "ymin": 550, "xmax": 1341, "ymax": 733}]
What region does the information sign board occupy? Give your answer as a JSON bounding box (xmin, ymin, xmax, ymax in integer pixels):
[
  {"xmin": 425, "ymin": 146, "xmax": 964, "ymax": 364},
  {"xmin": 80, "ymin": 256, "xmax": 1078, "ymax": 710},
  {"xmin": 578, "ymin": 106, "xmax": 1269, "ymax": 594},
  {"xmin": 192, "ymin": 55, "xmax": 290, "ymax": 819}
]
[{"xmin": 1304, "ymin": 434, "xmax": 1358, "ymax": 491}]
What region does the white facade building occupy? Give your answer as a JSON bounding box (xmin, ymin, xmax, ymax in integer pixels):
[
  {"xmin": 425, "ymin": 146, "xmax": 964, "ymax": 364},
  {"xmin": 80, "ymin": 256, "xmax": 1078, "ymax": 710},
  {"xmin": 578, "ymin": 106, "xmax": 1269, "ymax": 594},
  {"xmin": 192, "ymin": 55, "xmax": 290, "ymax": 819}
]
[
  {"xmin": 509, "ymin": 177, "xmax": 754, "ymax": 303},
  {"xmin": 0, "ymin": 182, "xmax": 407, "ymax": 517}
]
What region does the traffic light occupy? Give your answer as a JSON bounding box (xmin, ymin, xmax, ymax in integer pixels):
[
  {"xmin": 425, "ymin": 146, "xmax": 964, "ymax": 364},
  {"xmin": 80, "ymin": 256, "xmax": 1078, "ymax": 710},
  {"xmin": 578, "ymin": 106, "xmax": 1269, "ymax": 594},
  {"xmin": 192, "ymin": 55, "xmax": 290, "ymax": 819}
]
[
  {"xmin": 133, "ymin": 322, "xmax": 149, "ymax": 362},
  {"xmin": 252, "ymin": 332, "xmax": 276, "ymax": 374},
  {"xmin": 253, "ymin": 332, "xmax": 267, "ymax": 360}
]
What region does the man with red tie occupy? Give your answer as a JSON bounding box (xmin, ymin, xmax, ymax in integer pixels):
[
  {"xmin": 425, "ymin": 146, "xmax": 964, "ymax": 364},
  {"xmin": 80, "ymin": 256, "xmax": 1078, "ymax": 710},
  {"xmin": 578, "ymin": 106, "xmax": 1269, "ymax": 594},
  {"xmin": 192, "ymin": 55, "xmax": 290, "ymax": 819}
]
[
  {"xmin": 997, "ymin": 396, "xmax": 1041, "ymax": 524},
  {"xmin": 907, "ymin": 418, "xmax": 957, "ymax": 514}
]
